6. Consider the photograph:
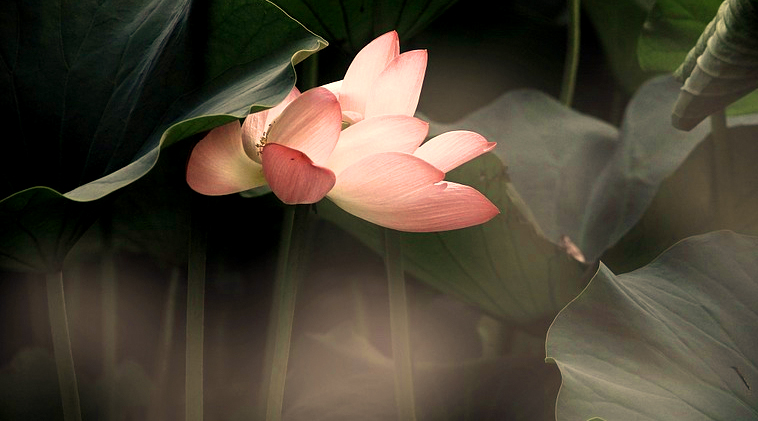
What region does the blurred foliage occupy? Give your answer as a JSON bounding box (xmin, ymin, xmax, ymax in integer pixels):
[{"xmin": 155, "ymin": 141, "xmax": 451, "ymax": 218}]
[
  {"xmin": 282, "ymin": 323, "xmax": 561, "ymax": 420},
  {"xmin": 0, "ymin": 348, "xmax": 153, "ymax": 420},
  {"xmin": 583, "ymin": 0, "xmax": 656, "ymax": 92}
]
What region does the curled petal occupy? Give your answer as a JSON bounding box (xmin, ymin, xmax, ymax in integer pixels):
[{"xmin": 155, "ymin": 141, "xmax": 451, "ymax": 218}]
[
  {"xmin": 266, "ymin": 87, "xmax": 342, "ymax": 165},
  {"xmin": 340, "ymin": 31, "xmax": 400, "ymax": 116},
  {"xmin": 326, "ymin": 115, "xmax": 429, "ymax": 175},
  {"xmin": 365, "ymin": 50, "xmax": 427, "ymax": 119},
  {"xmin": 328, "ymin": 152, "xmax": 499, "ymax": 232},
  {"xmin": 322, "ymin": 80, "xmax": 342, "ymax": 98},
  {"xmin": 241, "ymin": 87, "xmax": 301, "ymax": 164},
  {"xmin": 262, "ymin": 143, "xmax": 336, "ymax": 204},
  {"xmin": 186, "ymin": 121, "xmax": 265, "ymax": 195},
  {"xmin": 414, "ymin": 131, "xmax": 496, "ymax": 173}
]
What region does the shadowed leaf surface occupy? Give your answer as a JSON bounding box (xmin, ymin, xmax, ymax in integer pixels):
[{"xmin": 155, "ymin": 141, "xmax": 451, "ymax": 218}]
[{"xmin": 602, "ymin": 122, "xmax": 758, "ymax": 272}]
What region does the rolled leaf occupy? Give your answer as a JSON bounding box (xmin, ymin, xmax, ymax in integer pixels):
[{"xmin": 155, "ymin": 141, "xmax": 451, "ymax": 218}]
[{"xmin": 672, "ymin": 0, "xmax": 758, "ymax": 130}]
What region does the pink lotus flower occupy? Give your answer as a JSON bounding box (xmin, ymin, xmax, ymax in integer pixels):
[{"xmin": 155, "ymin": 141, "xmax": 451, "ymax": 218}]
[
  {"xmin": 187, "ymin": 87, "xmax": 342, "ymax": 204},
  {"xmin": 322, "ymin": 30, "xmax": 426, "ymax": 123},
  {"xmin": 186, "ymin": 32, "xmax": 499, "ymax": 232}
]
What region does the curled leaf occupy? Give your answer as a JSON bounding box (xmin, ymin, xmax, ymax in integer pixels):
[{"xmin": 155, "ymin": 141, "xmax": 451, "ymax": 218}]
[{"xmin": 672, "ymin": 0, "xmax": 758, "ymax": 130}]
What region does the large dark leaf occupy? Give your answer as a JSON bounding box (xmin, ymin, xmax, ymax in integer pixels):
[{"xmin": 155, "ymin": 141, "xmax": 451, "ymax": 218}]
[
  {"xmin": 0, "ymin": 0, "xmax": 325, "ymax": 271},
  {"xmin": 271, "ymin": 0, "xmax": 458, "ymax": 54},
  {"xmin": 546, "ymin": 231, "xmax": 758, "ymax": 421}
]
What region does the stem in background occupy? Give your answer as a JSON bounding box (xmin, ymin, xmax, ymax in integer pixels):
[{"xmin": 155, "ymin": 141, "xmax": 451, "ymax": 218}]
[
  {"xmin": 186, "ymin": 199, "xmax": 208, "ymax": 421},
  {"xmin": 301, "ymin": 53, "xmax": 319, "ymax": 91},
  {"xmin": 476, "ymin": 315, "xmax": 506, "ymax": 360},
  {"xmin": 148, "ymin": 267, "xmax": 181, "ymax": 421},
  {"xmin": 46, "ymin": 271, "xmax": 83, "ymax": 421},
  {"xmin": 710, "ymin": 111, "xmax": 733, "ymax": 225},
  {"xmin": 351, "ymin": 277, "xmax": 370, "ymax": 338},
  {"xmin": 101, "ymin": 215, "xmax": 117, "ymax": 421},
  {"xmin": 383, "ymin": 228, "xmax": 417, "ymax": 421},
  {"xmin": 261, "ymin": 204, "xmax": 310, "ymax": 421},
  {"xmin": 559, "ymin": 0, "xmax": 581, "ymax": 107}
]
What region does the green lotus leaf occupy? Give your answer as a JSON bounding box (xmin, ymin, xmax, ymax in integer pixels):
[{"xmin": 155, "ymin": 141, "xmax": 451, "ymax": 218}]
[
  {"xmin": 0, "ymin": 0, "xmax": 326, "ymax": 272},
  {"xmin": 432, "ymin": 75, "xmax": 711, "ymax": 263},
  {"xmin": 546, "ymin": 230, "xmax": 758, "ymax": 421}
]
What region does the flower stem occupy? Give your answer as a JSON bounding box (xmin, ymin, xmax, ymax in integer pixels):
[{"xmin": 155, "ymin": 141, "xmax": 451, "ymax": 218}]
[
  {"xmin": 559, "ymin": 0, "xmax": 581, "ymax": 107},
  {"xmin": 46, "ymin": 271, "xmax": 83, "ymax": 421},
  {"xmin": 710, "ymin": 111, "xmax": 733, "ymax": 225},
  {"xmin": 101, "ymin": 214, "xmax": 117, "ymax": 421},
  {"xmin": 149, "ymin": 267, "xmax": 181, "ymax": 421},
  {"xmin": 351, "ymin": 277, "xmax": 370, "ymax": 338},
  {"xmin": 261, "ymin": 204, "xmax": 310, "ymax": 421},
  {"xmin": 383, "ymin": 228, "xmax": 417, "ymax": 421},
  {"xmin": 301, "ymin": 52, "xmax": 319, "ymax": 91},
  {"xmin": 186, "ymin": 199, "xmax": 208, "ymax": 421}
]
